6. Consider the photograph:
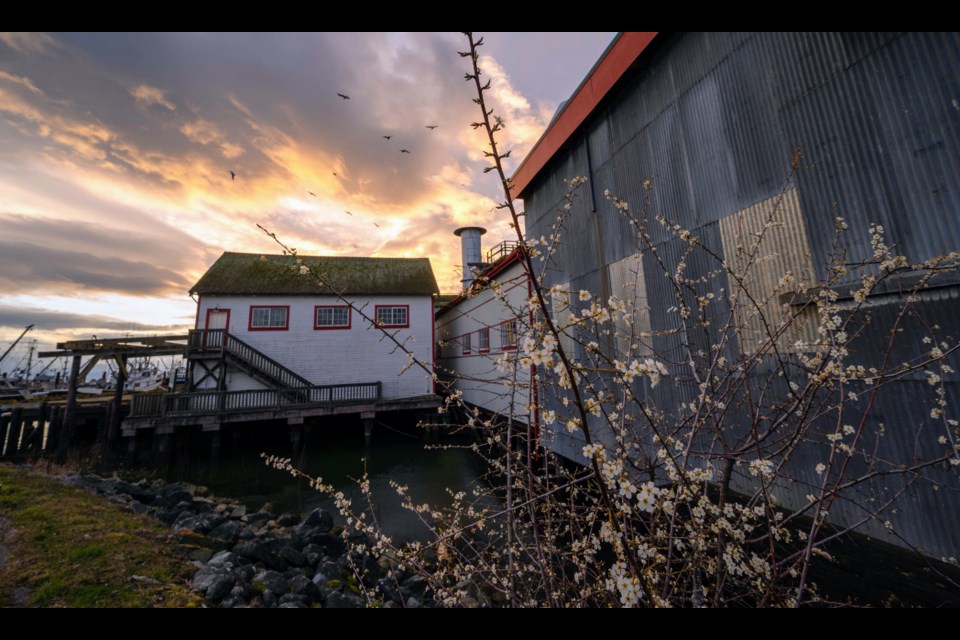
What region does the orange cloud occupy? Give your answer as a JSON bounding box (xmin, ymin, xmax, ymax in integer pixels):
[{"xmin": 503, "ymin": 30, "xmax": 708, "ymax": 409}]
[
  {"xmin": 0, "ymin": 70, "xmax": 44, "ymax": 95},
  {"xmin": 130, "ymin": 84, "xmax": 176, "ymax": 111},
  {"xmin": 0, "ymin": 35, "xmax": 555, "ymax": 303},
  {"xmin": 0, "ymin": 32, "xmax": 58, "ymax": 55}
]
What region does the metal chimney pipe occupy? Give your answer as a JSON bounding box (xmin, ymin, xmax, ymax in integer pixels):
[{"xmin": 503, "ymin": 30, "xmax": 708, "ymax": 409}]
[{"xmin": 454, "ymin": 226, "xmax": 487, "ymax": 290}]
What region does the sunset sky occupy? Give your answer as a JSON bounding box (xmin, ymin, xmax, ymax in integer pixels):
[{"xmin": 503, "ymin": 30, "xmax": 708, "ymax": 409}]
[{"xmin": 0, "ymin": 32, "xmax": 614, "ymax": 371}]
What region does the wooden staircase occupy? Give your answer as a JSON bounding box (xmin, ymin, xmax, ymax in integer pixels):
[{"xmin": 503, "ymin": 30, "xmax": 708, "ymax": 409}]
[{"xmin": 188, "ymin": 329, "xmax": 311, "ymax": 390}]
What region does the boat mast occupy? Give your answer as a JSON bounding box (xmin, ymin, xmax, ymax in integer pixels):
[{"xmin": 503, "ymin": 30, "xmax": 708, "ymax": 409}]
[
  {"xmin": 0, "ymin": 324, "xmax": 34, "ymax": 368},
  {"xmin": 25, "ymin": 339, "xmax": 36, "ymax": 381}
]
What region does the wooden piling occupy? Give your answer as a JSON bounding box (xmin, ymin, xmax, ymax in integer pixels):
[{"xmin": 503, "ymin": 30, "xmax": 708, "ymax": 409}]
[
  {"xmin": 363, "ymin": 418, "xmax": 374, "ymax": 447},
  {"xmin": 9, "ymin": 407, "xmax": 24, "ymax": 456},
  {"xmin": 210, "ymin": 431, "xmax": 221, "ymax": 462},
  {"xmin": 107, "ymin": 355, "xmax": 126, "ymax": 445},
  {"xmin": 45, "ymin": 406, "xmax": 62, "ymax": 458},
  {"xmin": 0, "ymin": 412, "xmax": 10, "ymax": 457},
  {"xmin": 26, "ymin": 402, "xmax": 48, "ymax": 458},
  {"xmin": 57, "ymin": 354, "xmax": 82, "ymax": 464}
]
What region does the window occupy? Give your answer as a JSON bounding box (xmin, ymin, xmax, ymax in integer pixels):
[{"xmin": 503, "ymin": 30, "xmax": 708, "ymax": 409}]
[
  {"xmin": 500, "ymin": 320, "xmax": 518, "ymax": 350},
  {"xmin": 478, "ymin": 327, "xmax": 490, "ymax": 352},
  {"xmin": 462, "ymin": 332, "xmax": 472, "ymax": 355},
  {"xmin": 249, "ymin": 306, "xmax": 289, "ymax": 330},
  {"xmin": 375, "ymin": 305, "xmax": 409, "ymax": 328},
  {"xmin": 314, "ymin": 305, "xmax": 351, "ymax": 330}
]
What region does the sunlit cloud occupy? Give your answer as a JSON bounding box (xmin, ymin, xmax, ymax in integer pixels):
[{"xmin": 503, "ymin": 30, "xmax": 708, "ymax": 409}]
[
  {"xmin": 0, "ymin": 70, "xmax": 44, "ymax": 95},
  {"xmin": 0, "ymin": 32, "xmax": 58, "ymax": 55},
  {"xmin": 0, "ymin": 31, "xmax": 614, "ymax": 360},
  {"xmin": 130, "ymin": 83, "xmax": 177, "ymax": 111},
  {"xmin": 179, "ymin": 118, "xmax": 244, "ymax": 158}
]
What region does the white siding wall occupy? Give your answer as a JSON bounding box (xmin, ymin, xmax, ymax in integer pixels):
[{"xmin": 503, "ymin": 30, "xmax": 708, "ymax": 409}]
[
  {"xmin": 196, "ymin": 294, "xmax": 434, "ymax": 400},
  {"xmin": 436, "ymin": 260, "xmax": 531, "ymax": 423}
]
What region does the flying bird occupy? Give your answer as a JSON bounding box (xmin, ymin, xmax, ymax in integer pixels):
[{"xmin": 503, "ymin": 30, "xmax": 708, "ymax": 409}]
[
  {"xmin": 425, "ymin": 125, "xmax": 438, "ymax": 130},
  {"xmin": 337, "ymin": 93, "xmax": 350, "ymax": 100},
  {"xmin": 344, "ymin": 211, "xmax": 353, "ymax": 216},
  {"xmin": 229, "ymin": 170, "xmax": 236, "ymax": 181},
  {"xmin": 308, "ymin": 191, "xmax": 317, "ymax": 197},
  {"xmin": 373, "ymin": 222, "xmax": 381, "ymax": 228},
  {"xmin": 382, "ymin": 136, "xmax": 392, "ymax": 140},
  {"xmin": 400, "ymin": 149, "xmax": 411, "ymax": 154}
]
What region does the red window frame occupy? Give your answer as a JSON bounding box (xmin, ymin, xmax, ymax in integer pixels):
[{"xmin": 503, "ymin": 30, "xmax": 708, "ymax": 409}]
[
  {"xmin": 462, "ymin": 332, "xmax": 472, "ymax": 355},
  {"xmin": 500, "ymin": 319, "xmax": 518, "ymax": 351},
  {"xmin": 248, "ymin": 305, "xmax": 290, "ymax": 331},
  {"xmin": 314, "ymin": 305, "xmax": 351, "ymax": 330},
  {"xmin": 374, "ymin": 304, "xmax": 410, "ymax": 329},
  {"xmin": 477, "ymin": 327, "xmax": 490, "ymax": 353}
]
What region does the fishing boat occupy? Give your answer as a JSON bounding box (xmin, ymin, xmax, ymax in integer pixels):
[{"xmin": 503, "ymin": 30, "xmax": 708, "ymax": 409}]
[{"xmin": 122, "ymin": 367, "xmax": 164, "ymax": 392}]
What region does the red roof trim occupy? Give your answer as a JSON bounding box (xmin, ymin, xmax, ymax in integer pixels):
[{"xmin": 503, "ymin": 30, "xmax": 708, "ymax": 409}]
[{"xmin": 510, "ymin": 32, "xmax": 659, "ymax": 199}]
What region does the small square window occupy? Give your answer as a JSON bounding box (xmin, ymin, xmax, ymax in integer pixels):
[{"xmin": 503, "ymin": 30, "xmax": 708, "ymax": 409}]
[{"xmin": 315, "ymin": 305, "xmax": 351, "ymax": 329}]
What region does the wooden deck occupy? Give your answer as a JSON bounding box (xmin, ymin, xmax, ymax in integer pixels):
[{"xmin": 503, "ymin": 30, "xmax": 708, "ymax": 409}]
[{"xmin": 121, "ymin": 382, "xmax": 439, "ymax": 435}]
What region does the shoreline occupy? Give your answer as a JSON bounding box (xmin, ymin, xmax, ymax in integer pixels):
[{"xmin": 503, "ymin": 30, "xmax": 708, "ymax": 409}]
[{"xmin": 1, "ymin": 463, "xmax": 430, "ymax": 608}]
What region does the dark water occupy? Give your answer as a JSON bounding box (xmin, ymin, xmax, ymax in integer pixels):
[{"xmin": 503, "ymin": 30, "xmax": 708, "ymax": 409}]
[{"xmin": 165, "ymin": 422, "xmax": 489, "ymax": 544}]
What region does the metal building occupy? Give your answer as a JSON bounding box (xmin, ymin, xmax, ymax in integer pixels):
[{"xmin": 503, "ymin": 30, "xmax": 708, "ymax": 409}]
[{"xmin": 514, "ymin": 32, "xmax": 960, "ymax": 557}]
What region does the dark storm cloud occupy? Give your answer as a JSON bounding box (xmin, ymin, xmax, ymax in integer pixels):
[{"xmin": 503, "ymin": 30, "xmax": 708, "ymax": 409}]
[
  {"xmin": 0, "ymin": 213, "xmax": 210, "ymax": 296},
  {"xmin": 0, "ymin": 304, "xmax": 187, "ymax": 332}
]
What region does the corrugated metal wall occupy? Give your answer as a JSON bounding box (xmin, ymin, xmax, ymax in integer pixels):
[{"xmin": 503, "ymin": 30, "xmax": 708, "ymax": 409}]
[{"xmin": 523, "ymin": 32, "xmax": 960, "ymax": 557}]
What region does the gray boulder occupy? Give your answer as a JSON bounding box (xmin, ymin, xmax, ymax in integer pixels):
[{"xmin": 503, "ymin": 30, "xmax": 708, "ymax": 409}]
[
  {"xmin": 205, "ymin": 574, "xmax": 236, "ymax": 601},
  {"xmin": 208, "ymin": 550, "xmax": 240, "ymax": 567},
  {"xmin": 277, "ymin": 512, "xmax": 300, "ymax": 527},
  {"xmin": 325, "ymin": 590, "xmax": 363, "ymax": 608},
  {"xmin": 293, "ymin": 508, "xmax": 334, "ymax": 541},
  {"xmin": 193, "ymin": 566, "xmax": 233, "ymax": 595},
  {"xmin": 253, "ymin": 569, "xmax": 289, "ymax": 595},
  {"xmin": 157, "ymin": 485, "xmax": 194, "ymax": 508},
  {"xmin": 208, "ymin": 520, "xmax": 242, "ymax": 543},
  {"xmin": 234, "ymin": 539, "xmax": 289, "ymax": 571},
  {"xmin": 289, "ymin": 574, "xmax": 322, "ymax": 601},
  {"xmin": 279, "ymin": 593, "xmax": 311, "ymax": 607}
]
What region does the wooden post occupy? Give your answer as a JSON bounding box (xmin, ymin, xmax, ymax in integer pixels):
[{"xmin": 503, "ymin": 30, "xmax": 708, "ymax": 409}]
[
  {"xmin": 45, "ymin": 406, "xmax": 62, "ymax": 458},
  {"xmin": 154, "ymin": 429, "xmax": 172, "ymax": 466},
  {"xmin": 290, "ymin": 424, "xmax": 302, "ymax": 456},
  {"xmin": 9, "ymin": 407, "xmax": 24, "ymax": 456},
  {"xmin": 57, "ymin": 354, "xmax": 82, "ymax": 464},
  {"xmin": 175, "ymin": 428, "xmax": 190, "ymax": 474},
  {"xmin": 210, "ymin": 431, "xmax": 221, "ymax": 462},
  {"xmin": 0, "ymin": 412, "xmax": 10, "ymax": 457},
  {"xmin": 107, "ymin": 354, "xmax": 126, "ymax": 445},
  {"xmin": 363, "ymin": 418, "xmax": 374, "ymax": 447},
  {"xmin": 28, "ymin": 402, "xmax": 48, "ymax": 458},
  {"xmin": 187, "ymin": 359, "xmax": 195, "ymax": 392}
]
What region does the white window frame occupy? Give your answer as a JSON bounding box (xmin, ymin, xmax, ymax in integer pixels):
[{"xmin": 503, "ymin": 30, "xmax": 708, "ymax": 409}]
[{"xmin": 375, "ymin": 305, "xmax": 409, "ymax": 328}]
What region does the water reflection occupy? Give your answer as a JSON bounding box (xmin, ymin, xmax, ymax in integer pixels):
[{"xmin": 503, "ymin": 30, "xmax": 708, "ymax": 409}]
[{"xmin": 168, "ymin": 426, "xmax": 489, "ymax": 544}]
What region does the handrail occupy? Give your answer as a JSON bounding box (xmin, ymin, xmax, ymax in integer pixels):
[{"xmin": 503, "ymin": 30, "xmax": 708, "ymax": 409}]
[
  {"xmin": 129, "ymin": 381, "xmax": 382, "ymax": 418},
  {"xmin": 189, "ymin": 329, "xmax": 312, "ymax": 388}
]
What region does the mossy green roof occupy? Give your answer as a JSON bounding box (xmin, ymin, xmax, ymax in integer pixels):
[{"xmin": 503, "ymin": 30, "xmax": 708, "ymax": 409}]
[{"xmin": 191, "ymin": 252, "xmax": 439, "ymax": 296}]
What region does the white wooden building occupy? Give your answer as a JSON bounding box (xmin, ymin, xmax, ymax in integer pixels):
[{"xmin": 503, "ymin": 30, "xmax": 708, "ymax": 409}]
[
  {"xmin": 189, "ymin": 252, "xmax": 438, "ymax": 402},
  {"xmin": 436, "ymin": 229, "xmax": 533, "ymax": 424}
]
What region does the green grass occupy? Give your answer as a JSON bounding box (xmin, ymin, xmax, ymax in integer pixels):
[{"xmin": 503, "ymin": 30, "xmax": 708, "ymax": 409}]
[{"xmin": 0, "ymin": 465, "xmax": 203, "ymax": 608}]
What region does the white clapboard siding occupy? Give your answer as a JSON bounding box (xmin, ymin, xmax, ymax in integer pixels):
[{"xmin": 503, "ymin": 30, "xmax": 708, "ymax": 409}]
[
  {"xmin": 196, "ymin": 294, "xmax": 434, "ymax": 400},
  {"xmin": 436, "ymin": 259, "xmax": 531, "ymax": 423}
]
